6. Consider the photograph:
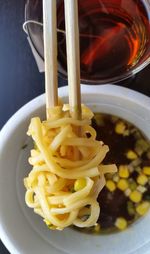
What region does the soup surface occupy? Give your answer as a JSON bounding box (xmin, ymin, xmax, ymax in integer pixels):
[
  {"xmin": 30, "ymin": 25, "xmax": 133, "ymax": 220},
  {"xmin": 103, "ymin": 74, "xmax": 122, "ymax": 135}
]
[{"xmin": 74, "ymin": 113, "xmax": 150, "ymax": 234}]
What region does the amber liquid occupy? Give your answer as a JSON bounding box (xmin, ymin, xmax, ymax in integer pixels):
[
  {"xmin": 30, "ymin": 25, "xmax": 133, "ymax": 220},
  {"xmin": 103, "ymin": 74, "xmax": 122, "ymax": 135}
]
[
  {"xmin": 26, "ymin": 0, "xmax": 150, "ymax": 83},
  {"xmin": 57, "ymin": 0, "xmax": 150, "ymax": 82}
]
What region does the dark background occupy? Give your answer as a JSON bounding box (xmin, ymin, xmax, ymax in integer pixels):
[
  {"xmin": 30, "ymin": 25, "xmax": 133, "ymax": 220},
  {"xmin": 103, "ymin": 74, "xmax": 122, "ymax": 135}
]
[{"xmin": 0, "ymin": 1, "xmax": 150, "ymax": 253}]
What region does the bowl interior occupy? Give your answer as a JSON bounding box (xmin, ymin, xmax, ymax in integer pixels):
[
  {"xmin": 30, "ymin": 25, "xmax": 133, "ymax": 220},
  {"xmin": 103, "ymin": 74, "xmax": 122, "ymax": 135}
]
[{"xmin": 0, "ymin": 85, "xmax": 150, "ymax": 254}]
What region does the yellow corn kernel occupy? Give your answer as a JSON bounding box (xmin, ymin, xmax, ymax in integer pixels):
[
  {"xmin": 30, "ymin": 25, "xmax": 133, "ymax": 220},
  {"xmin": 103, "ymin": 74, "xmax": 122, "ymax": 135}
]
[
  {"xmin": 115, "ymin": 217, "xmax": 127, "ymax": 230},
  {"xmin": 129, "ymin": 181, "xmax": 137, "ymax": 191},
  {"xmin": 119, "ymin": 165, "xmax": 129, "ymax": 178},
  {"xmin": 74, "ymin": 178, "xmax": 86, "ymax": 191},
  {"xmin": 129, "ymin": 190, "xmax": 142, "ymax": 203},
  {"xmin": 106, "ymin": 180, "xmax": 116, "ymax": 192},
  {"xmin": 43, "ymin": 219, "xmax": 56, "ymax": 230},
  {"xmin": 143, "ymin": 166, "xmax": 150, "ymax": 176},
  {"xmin": 79, "ymin": 207, "xmax": 91, "ymax": 217},
  {"xmin": 115, "ymin": 122, "xmax": 126, "ymax": 134},
  {"xmin": 136, "ymin": 201, "xmax": 150, "ymax": 216},
  {"xmin": 94, "ymin": 224, "xmax": 100, "ymax": 233},
  {"xmin": 126, "ymin": 150, "xmax": 137, "ymax": 160},
  {"xmin": 137, "ymin": 174, "xmax": 148, "ymax": 186},
  {"xmin": 117, "ymin": 179, "xmax": 129, "ymax": 191},
  {"xmin": 44, "ymin": 219, "xmax": 51, "ymax": 226},
  {"xmin": 82, "ymin": 105, "xmax": 94, "ymax": 119}
]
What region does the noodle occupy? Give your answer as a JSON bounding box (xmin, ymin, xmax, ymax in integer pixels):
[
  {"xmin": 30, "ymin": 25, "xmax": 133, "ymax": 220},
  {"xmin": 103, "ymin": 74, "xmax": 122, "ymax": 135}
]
[{"xmin": 24, "ymin": 104, "xmax": 117, "ymax": 230}]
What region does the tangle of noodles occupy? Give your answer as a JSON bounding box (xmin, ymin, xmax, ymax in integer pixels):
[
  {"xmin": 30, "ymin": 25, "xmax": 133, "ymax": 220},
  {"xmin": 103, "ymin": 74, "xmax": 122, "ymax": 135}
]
[{"xmin": 24, "ymin": 104, "xmax": 117, "ymax": 230}]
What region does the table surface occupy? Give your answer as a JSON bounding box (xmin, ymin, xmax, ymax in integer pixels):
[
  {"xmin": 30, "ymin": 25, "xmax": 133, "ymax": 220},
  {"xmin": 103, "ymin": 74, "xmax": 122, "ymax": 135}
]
[{"xmin": 0, "ymin": 0, "xmax": 150, "ymax": 253}]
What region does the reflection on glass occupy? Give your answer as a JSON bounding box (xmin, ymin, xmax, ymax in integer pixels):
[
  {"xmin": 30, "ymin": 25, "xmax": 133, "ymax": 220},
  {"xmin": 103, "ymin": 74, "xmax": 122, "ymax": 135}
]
[{"xmin": 25, "ymin": 0, "xmax": 150, "ymax": 84}]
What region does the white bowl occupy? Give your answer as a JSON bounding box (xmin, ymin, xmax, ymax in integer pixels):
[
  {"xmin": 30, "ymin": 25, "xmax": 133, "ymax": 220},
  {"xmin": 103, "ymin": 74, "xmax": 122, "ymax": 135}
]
[{"xmin": 0, "ymin": 85, "xmax": 150, "ymax": 254}]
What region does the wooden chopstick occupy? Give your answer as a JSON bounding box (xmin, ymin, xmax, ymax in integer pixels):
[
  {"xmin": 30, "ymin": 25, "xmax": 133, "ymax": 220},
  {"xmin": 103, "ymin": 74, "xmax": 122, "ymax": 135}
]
[
  {"xmin": 64, "ymin": 0, "xmax": 81, "ymax": 120},
  {"xmin": 43, "ymin": 0, "xmax": 58, "ymax": 118},
  {"xmin": 43, "ymin": 0, "xmax": 81, "ymax": 121}
]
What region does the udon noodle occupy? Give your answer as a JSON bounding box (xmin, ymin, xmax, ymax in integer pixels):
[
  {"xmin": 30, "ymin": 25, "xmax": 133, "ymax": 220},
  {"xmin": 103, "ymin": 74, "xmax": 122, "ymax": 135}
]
[{"xmin": 24, "ymin": 104, "xmax": 117, "ymax": 230}]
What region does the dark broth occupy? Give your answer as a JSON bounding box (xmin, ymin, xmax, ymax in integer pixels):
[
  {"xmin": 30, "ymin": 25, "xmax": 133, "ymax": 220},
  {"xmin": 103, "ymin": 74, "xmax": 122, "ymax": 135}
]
[{"xmin": 74, "ymin": 113, "xmax": 150, "ymax": 234}]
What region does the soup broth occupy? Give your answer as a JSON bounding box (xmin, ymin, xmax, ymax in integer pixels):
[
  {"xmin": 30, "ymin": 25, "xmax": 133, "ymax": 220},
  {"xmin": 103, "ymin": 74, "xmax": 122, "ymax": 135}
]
[{"xmin": 74, "ymin": 113, "xmax": 150, "ymax": 234}]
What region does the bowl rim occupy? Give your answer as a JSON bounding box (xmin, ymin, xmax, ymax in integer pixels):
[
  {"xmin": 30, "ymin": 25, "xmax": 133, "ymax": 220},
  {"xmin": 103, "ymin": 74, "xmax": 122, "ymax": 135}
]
[{"xmin": 1, "ymin": 84, "xmax": 150, "ymax": 137}]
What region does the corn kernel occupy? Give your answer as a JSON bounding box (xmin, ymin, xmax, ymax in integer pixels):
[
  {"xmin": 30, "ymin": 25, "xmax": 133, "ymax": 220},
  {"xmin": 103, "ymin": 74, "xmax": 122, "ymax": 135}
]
[
  {"xmin": 136, "ymin": 185, "xmax": 147, "ymax": 193},
  {"xmin": 119, "ymin": 165, "xmax": 129, "ymax": 178},
  {"xmin": 123, "ymin": 130, "xmax": 130, "ymax": 136},
  {"xmin": 137, "ymin": 174, "xmax": 148, "ymax": 186},
  {"xmin": 129, "ymin": 190, "xmax": 142, "ymax": 203},
  {"xmin": 130, "ymin": 158, "xmax": 141, "ymax": 167},
  {"xmin": 115, "ymin": 217, "xmax": 127, "ymax": 230},
  {"xmin": 44, "ymin": 219, "xmax": 56, "ymax": 230},
  {"xmin": 136, "ymin": 201, "xmax": 150, "ymax": 216},
  {"xmin": 94, "ymin": 114, "xmax": 104, "ymax": 126},
  {"xmin": 94, "ymin": 224, "xmax": 101, "ymax": 233},
  {"xmin": 74, "ymin": 178, "xmax": 86, "ymax": 191},
  {"xmin": 106, "ymin": 180, "xmax": 116, "ymax": 192},
  {"xmin": 117, "ymin": 179, "xmax": 129, "ymax": 191},
  {"xmin": 79, "ymin": 207, "xmax": 90, "ymax": 217},
  {"xmin": 124, "ymin": 188, "xmax": 131, "ymax": 197},
  {"xmin": 44, "ymin": 219, "xmax": 51, "ymax": 226},
  {"xmin": 115, "ymin": 122, "xmax": 126, "ymax": 134},
  {"xmin": 113, "ymin": 174, "xmax": 119, "ymax": 182},
  {"xmin": 143, "ymin": 166, "xmax": 150, "ymax": 176},
  {"xmin": 135, "ymin": 166, "xmax": 142, "ymax": 174},
  {"xmin": 126, "ymin": 150, "xmax": 138, "ymax": 160},
  {"xmin": 128, "ymin": 165, "xmax": 134, "ymax": 173},
  {"xmin": 127, "ymin": 201, "xmax": 135, "ymax": 215},
  {"xmin": 129, "ymin": 181, "xmax": 137, "ymax": 191}
]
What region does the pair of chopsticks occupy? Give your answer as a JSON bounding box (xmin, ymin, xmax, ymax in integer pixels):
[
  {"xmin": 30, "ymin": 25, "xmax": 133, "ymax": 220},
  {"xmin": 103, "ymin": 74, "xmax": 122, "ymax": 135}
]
[{"xmin": 43, "ymin": 0, "xmax": 81, "ymax": 120}]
